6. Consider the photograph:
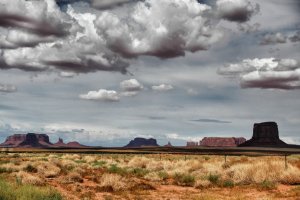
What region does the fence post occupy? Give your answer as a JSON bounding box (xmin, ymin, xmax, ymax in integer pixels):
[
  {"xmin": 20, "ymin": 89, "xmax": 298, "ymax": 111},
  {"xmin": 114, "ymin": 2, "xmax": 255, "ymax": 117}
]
[
  {"xmin": 285, "ymin": 155, "xmax": 288, "ymax": 170},
  {"xmin": 224, "ymin": 155, "xmax": 227, "ymax": 163}
]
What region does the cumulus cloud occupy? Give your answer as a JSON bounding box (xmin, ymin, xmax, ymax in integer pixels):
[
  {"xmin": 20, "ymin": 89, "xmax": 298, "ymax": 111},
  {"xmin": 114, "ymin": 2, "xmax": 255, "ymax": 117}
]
[
  {"xmin": 79, "ymin": 89, "xmax": 120, "ymax": 101},
  {"xmin": 0, "ymin": 29, "xmax": 56, "ymax": 49},
  {"xmin": 260, "ymin": 32, "xmax": 287, "ymax": 45},
  {"xmin": 289, "ymin": 31, "xmax": 300, "ymax": 43},
  {"xmin": 216, "ymin": 0, "xmax": 259, "ymax": 22},
  {"xmin": 80, "ymin": 79, "xmax": 143, "ymax": 101},
  {"xmin": 219, "ymin": 58, "xmax": 300, "ymax": 89},
  {"xmin": 0, "ymin": 0, "xmax": 129, "ymax": 75},
  {"xmin": 152, "ymin": 84, "xmax": 174, "ymax": 92},
  {"xmin": 0, "ymin": 0, "xmax": 68, "ymax": 37},
  {"xmin": 0, "ymin": 0, "xmax": 260, "ymax": 77},
  {"xmin": 120, "ymin": 79, "xmax": 143, "ymax": 91},
  {"xmin": 95, "ymin": 0, "xmax": 223, "ymax": 58},
  {"xmin": 0, "ymin": 83, "xmax": 17, "ymax": 93}
]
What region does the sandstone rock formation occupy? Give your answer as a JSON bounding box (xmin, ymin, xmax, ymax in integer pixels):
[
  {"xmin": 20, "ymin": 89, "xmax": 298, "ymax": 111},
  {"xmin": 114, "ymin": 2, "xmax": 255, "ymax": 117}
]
[
  {"xmin": 53, "ymin": 138, "xmax": 87, "ymax": 148},
  {"xmin": 0, "ymin": 133, "xmax": 52, "ymax": 148},
  {"xmin": 186, "ymin": 141, "xmax": 198, "ymax": 147},
  {"xmin": 164, "ymin": 141, "xmax": 173, "ymax": 147},
  {"xmin": 239, "ymin": 122, "xmax": 288, "ymax": 147},
  {"xmin": 200, "ymin": 137, "xmax": 246, "ymax": 147},
  {"xmin": 53, "ymin": 138, "xmax": 65, "ymax": 146},
  {"xmin": 0, "ymin": 133, "xmax": 88, "ymax": 148},
  {"xmin": 124, "ymin": 137, "xmax": 159, "ymax": 148}
]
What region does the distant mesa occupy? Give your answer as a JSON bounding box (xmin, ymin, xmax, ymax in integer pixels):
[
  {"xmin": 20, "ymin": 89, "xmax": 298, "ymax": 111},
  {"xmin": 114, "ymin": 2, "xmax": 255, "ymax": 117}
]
[
  {"xmin": 186, "ymin": 137, "xmax": 246, "ymax": 147},
  {"xmin": 239, "ymin": 121, "xmax": 288, "ymax": 147},
  {"xmin": 54, "ymin": 137, "xmax": 65, "ymax": 146},
  {"xmin": 53, "ymin": 137, "xmax": 88, "ymax": 148},
  {"xmin": 186, "ymin": 141, "xmax": 199, "ymax": 147},
  {"xmin": 125, "ymin": 137, "xmax": 159, "ymax": 148},
  {"xmin": 0, "ymin": 133, "xmax": 52, "ymax": 148},
  {"xmin": 200, "ymin": 137, "xmax": 246, "ymax": 147},
  {"xmin": 164, "ymin": 141, "xmax": 173, "ymax": 147},
  {"xmin": 0, "ymin": 133, "xmax": 87, "ymax": 148}
]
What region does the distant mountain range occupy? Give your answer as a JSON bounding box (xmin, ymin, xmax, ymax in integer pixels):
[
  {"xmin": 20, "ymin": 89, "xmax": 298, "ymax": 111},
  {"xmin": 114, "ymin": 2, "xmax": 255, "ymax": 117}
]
[{"xmin": 0, "ymin": 133, "xmax": 87, "ymax": 148}]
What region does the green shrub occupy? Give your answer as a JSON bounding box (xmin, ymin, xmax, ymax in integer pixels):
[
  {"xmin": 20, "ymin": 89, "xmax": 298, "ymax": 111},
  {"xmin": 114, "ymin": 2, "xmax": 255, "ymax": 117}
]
[
  {"xmin": 259, "ymin": 180, "xmax": 276, "ymax": 190},
  {"xmin": 208, "ymin": 174, "xmax": 220, "ymax": 184},
  {"xmin": 131, "ymin": 168, "xmax": 149, "ymax": 177},
  {"xmin": 0, "ymin": 167, "xmax": 13, "ymax": 174},
  {"xmin": 0, "ymin": 160, "xmax": 10, "ymax": 165},
  {"xmin": 107, "ymin": 164, "xmax": 128, "ymax": 176},
  {"xmin": 74, "ymin": 160, "xmax": 86, "ymax": 164},
  {"xmin": 203, "ymin": 156, "xmax": 210, "ymax": 161},
  {"xmin": 223, "ymin": 179, "xmax": 234, "ymax": 188},
  {"xmin": 173, "ymin": 173, "xmax": 195, "ymax": 186},
  {"xmin": 0, "ymin": 177, "xmax": 63, "ymax": 200},
  {"xmin": 158, "ymin": 171, "xmax": 168, "ymax": 180},
  {"xmin": 11, "ymin": 154, "xmax": 20, "ymax": 158},
  {"xmin": 24, "ymin": 164, "xmax": 38, "ymax": 173},
  {"xmin": 92, "ymin": 161, "xmax": 106, "ymax": 168}
]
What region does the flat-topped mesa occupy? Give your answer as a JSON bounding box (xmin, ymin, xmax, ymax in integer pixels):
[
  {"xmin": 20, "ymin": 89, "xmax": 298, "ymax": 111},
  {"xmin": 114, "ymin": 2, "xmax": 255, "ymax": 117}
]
[
  {"xmin": 200, "ymin": 137, "xmax": 246, "ymax": 147},
  {"xmin": 239, "ymin": 121, "xmax": 287, "ymax": 147},
  {"xmin": 124, "ymin": 137, "xmax": 159, "ymax": 148},
  {"xmin": 186, "ymin": 141, "xmax": 198, "ymax": 147},
  {"xmin": 1, "ymin": 133, "xmax": 52, "ymax": 148}
]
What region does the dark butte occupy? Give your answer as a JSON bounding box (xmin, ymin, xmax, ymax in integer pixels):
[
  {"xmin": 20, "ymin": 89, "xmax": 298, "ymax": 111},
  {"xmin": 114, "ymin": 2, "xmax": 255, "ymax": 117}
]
[
  {"xmin": 239, "ymin": 122, "xmax": 288, "ymax": 147},
  {"xmin": 124, "ymin": 137, "xmax": 159, "ymax": 148}
]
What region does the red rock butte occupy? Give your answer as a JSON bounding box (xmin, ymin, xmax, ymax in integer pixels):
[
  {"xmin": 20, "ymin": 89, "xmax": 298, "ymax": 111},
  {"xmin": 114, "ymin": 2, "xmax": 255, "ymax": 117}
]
[
  {"xmin": 239, "ymin": 121, "xmax": 288, "ymax": 147},
  {"xmin": 0, "ymin": 133, "xmax": 87, "ymax": 148},
  {"xmin": 200, "ymin": 137, "xmax": 246, "ymax": 147}
]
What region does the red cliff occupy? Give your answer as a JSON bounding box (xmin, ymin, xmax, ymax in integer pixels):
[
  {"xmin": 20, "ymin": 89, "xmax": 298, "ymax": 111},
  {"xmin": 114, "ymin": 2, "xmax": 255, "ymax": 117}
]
[{"xmin": 200, "ymin": 137, "xmax": 246, "ymax": 147}]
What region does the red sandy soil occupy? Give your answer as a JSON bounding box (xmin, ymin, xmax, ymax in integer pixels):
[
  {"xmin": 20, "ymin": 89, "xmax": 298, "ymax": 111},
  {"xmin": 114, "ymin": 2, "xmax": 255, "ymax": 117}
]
[{"xmin": 47, "ymin": 177, "xmax": 300, "ymax": 200}]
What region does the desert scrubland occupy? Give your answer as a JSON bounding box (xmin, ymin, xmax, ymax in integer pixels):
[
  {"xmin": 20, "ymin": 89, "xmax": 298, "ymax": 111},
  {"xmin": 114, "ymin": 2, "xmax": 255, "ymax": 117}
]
[{"xmin": 0, "ymin": 153, "xmax": 300, "ymax": 200}]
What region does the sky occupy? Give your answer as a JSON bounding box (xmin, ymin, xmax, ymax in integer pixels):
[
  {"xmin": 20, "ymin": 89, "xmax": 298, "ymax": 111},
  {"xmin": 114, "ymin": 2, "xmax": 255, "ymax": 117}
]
[{"xmin": 0, "ymin": 0, "xmax": 300, "ymax": 147}]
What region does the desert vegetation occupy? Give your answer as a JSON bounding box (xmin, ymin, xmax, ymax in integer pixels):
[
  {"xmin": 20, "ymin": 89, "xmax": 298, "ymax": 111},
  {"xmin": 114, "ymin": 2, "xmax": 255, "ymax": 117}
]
[{"xmin": 0, "ymin": 152, "xmax": 300, "ymax": 199}]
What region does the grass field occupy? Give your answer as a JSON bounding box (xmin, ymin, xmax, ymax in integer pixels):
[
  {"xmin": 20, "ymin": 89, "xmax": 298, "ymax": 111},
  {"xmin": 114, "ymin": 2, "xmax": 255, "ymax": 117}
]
[{"xmin": 0, "ymin": 152, "xmax": 300, "ymax": 199}]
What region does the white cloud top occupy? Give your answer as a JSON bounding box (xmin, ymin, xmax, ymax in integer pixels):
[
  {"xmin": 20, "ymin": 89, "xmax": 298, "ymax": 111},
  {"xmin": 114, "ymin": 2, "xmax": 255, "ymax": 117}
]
[
  {"xmin": 219, "ymin": 58, "xmax": 300, "ymax": 89},
  {"xmin": 152, "ymin": 84, "xmax": 174, "ymax": 92},
  {"xmin": 79, "ymin": 89, "xmax": 120, "ymax": 101},
  {"xmin": 120, "ymin": 79, "xmax": 143, "ymax": 91},
  {"xmin": 0, "ymin": 0, "xmax": 261, "ymax": 77}
]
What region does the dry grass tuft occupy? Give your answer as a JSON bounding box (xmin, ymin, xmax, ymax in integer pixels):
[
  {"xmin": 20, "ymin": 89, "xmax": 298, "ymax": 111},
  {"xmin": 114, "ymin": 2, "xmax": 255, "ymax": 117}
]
[
  {"xmin": 128, "ymin": 156, "xmax": 150, "ymax": 168},
  {"xmin": 36, "ymin": 162, "xmax": 61, "ymax": 178},
  {"xmin": 16, "ymin": 171, "xmax": 45, "ymax": 186},
  {"xmin": 98, "ymin": 173, "xmax": 129, "ymax": 192},
  {"xmin": 194, "ymin": 179, "xmax": 212, "ymax": 189},
  {"xmin": 60, "ymin": 172, "xmax": 83, "ymax": 184}
]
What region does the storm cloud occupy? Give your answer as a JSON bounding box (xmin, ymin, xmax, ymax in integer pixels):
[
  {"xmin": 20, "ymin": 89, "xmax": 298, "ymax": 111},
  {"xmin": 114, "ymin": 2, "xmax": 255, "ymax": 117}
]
[{"xmin": 216, "ymin": 0, "xmax": 259, "ymax": 22}]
